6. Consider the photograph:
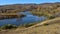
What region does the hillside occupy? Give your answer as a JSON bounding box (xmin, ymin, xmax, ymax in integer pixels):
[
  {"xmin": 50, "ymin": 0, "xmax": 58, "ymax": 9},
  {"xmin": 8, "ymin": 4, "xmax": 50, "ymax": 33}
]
[
  {"xmin": 1, "ymin": 2, "xmax": 60, "ymax": 34},
  {"xmin": 1, "ymin": 2, "xmax": 60, "ymax": 17},
  {"xmin": 0, "ymin": 17, "xmax": 60, "ymax": 34}
]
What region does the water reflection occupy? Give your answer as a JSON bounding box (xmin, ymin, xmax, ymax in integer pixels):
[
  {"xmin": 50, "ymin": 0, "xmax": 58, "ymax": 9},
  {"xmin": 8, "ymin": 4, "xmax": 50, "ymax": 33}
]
[{"xmin": 0, "ymin": 11, "xmax": 47, "ymax": 26}]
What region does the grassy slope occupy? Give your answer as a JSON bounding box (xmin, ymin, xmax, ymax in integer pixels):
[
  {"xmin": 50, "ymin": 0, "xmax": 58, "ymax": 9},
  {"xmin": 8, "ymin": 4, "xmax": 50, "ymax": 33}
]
[{"xmin": 0, "ymin": 17, "xmax": 60, "ymax": 34}]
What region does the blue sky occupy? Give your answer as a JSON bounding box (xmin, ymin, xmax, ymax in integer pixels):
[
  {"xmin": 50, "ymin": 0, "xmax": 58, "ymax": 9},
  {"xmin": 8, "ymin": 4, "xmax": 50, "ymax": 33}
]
[{"xmin": 0, "ymin": 0, "xmax": 60, "ymax": 5}]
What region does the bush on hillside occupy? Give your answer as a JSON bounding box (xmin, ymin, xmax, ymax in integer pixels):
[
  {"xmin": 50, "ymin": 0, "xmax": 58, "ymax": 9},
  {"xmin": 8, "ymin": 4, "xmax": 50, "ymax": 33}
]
[
  {"xmin": 22, "ymin": 23, "xmax": 36, "ymax": 28},
  {"xmin": 1, "ymin": 24, "xmax": 17, "ymax": 30}
]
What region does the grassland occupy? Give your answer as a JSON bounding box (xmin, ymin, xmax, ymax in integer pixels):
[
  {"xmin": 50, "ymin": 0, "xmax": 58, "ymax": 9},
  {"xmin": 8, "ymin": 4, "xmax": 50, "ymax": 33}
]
[
  {"xmin": 0, "ymin": 2, "xmax": 60, "ymax": 34},
  {"xmin": 0, "ymin": 17, "xmax": 60, "ymax": 34}
]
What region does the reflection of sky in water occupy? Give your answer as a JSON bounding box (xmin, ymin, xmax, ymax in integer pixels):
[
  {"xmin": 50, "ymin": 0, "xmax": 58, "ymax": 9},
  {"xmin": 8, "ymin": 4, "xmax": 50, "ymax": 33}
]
[
  {"xmin": 0, "ymin": 11, "xmax": 47, "ymax": 26},
  {"xmin": 18, "ymin": 11, "xmax": 32, "ymax": 15},
  {"xmin": 0, "ymin": 18, "xmax": 17, "ymax": 26}
]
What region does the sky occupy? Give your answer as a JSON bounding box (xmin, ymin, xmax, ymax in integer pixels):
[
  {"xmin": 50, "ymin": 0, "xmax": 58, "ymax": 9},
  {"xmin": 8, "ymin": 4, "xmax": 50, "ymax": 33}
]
[{"xmin": 0, "ymin": 0, "xmax": 60, "ymax": 5}]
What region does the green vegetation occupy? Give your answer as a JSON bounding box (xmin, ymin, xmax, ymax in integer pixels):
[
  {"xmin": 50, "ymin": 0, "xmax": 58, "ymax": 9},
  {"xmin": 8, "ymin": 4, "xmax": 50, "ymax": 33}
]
[
  {"xmin": 0, "ymin": 24, "xmax": 17, "ymax": 30},
  {"xmin": 0, "ymin": 23, "xmax": 37, "ymax": 31},
  {"xmin": 22, "ymin": 23, "xmax": 37, "ymax": 28}
]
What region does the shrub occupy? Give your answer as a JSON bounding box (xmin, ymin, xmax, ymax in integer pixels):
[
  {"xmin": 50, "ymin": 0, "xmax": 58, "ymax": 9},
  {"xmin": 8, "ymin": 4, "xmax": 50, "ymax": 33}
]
[
  {"xmin": 49, "ymin": 16, "xmax": 55, "ymax": 19},
  {"xmin": 23, "ymin": 23, "xmax": 36, "ymax": 28},
  {"xmin": 1, "ymin": 24, "xmax": 17, "ymax": 30}
]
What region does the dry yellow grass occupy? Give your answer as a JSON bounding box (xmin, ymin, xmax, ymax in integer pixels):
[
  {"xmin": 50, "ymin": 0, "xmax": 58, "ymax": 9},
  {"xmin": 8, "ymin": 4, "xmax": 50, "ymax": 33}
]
[
  {"xmin": 0, "ymin": 13, "xmax": 18, "ymax": 15},
  {"xmin": 0, "ymin": 17, "xmax": 60, "ymax": 34}
]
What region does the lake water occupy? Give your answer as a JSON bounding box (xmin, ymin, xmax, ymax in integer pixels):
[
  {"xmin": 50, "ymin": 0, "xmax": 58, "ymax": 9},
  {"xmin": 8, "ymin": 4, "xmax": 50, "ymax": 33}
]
[{"xmin": 0, "ymin": 11, "xmax": 47, "ymax": 26}]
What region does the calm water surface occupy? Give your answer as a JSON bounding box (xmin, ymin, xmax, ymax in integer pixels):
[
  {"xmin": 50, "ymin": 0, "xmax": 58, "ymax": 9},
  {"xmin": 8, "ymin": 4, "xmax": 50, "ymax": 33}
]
[{"xmin": 0, "ymin": 11, "xmax": 47, "ymax": 26}]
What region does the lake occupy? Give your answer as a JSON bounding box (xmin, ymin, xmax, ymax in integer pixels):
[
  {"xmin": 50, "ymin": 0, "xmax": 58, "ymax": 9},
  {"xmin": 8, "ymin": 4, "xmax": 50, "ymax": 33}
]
[{"xmin": 0, "ymin": 11, "xmax": 47, "ymax": 26}]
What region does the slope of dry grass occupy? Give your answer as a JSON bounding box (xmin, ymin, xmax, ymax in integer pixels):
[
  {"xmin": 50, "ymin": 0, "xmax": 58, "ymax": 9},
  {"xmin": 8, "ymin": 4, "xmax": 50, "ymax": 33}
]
[{"xmin": 0, "ymin": 17, "xmax": 60, "ymax": 34}]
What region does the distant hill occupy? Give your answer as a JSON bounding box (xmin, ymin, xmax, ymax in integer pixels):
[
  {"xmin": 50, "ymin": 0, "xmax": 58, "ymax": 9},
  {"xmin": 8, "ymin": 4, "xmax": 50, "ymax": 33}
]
[
  {"xmin": 0, "ymin": 2, "xmax": 60, "ymax": 17},
  {"xmin": 0, "ymin": 2, "xmax": 60, "ymax": 13}
]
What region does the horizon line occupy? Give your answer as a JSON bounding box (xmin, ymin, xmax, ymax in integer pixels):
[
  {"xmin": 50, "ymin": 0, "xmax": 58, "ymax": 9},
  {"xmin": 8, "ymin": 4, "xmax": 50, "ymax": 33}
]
[{"xmin": 0, "ymin": 2, "xmax": 60, "ymax": 5}]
